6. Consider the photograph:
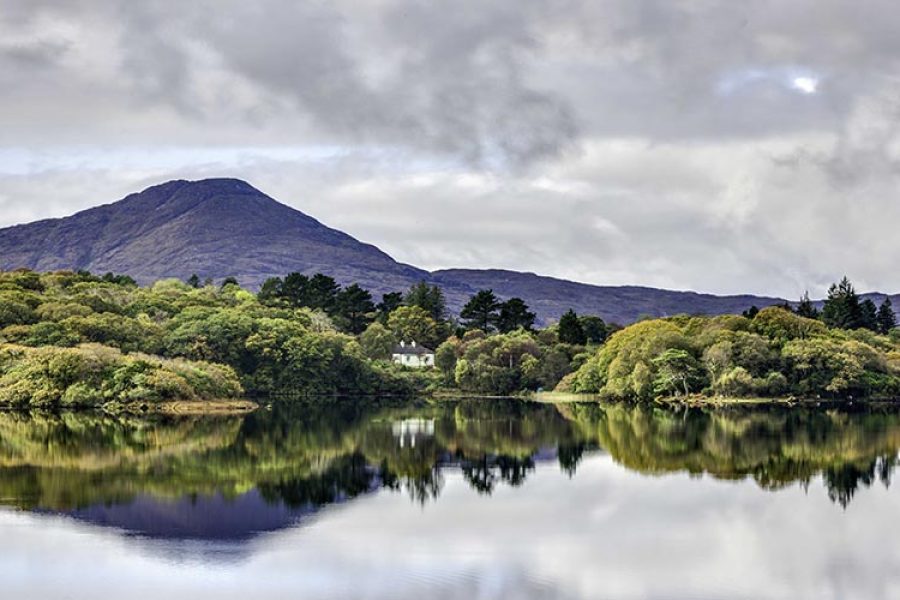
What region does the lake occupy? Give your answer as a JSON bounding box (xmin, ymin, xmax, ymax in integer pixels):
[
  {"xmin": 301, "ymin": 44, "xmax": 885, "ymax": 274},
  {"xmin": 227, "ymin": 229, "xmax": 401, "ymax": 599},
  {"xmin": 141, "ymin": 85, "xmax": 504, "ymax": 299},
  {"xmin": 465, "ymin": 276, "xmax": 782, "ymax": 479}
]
[{"xmin": 2, "ymin": 398, "xmax": 900, "ymax": 599}]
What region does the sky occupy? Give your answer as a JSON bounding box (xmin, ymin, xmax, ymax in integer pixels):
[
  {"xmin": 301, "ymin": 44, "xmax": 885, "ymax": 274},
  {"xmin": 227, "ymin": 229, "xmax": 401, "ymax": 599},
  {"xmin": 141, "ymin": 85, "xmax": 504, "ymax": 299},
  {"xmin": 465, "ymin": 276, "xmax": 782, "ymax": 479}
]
[{"xmin": 1, "ymin": 0, "xmax": 899, "ymax": 297}]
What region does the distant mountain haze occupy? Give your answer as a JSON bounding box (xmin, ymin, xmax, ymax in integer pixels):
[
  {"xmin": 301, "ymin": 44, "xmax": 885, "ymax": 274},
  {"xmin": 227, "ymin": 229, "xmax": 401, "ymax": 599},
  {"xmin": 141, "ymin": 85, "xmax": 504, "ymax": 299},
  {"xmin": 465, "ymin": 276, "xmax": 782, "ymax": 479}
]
[{"xmin": 0, "ymin": 178, "xmax": 894, "ymax": 324}]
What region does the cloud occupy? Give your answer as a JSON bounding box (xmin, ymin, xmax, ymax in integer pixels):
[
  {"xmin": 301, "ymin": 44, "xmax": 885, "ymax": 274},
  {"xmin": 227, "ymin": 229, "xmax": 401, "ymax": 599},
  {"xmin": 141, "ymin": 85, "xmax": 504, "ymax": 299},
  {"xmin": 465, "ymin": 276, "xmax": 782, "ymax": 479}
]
[{"xmin": 3, "ymin": 0, "xmax": 900, "ymax": 296}]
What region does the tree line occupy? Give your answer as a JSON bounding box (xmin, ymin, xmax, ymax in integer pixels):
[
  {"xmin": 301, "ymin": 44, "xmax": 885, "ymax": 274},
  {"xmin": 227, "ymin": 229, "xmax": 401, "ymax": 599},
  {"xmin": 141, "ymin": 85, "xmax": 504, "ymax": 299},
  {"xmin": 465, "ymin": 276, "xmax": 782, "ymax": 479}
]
[
  {"xmin": 742, "ymin": 276, "xmax": 897, "ymax": 334},
  {"xmin": 254, "ymin": 271, "xmax": 615, "ymax": 346},
  {"xmin": 5, "ymin": 267, "xmax": 897, "ymax": 406}
]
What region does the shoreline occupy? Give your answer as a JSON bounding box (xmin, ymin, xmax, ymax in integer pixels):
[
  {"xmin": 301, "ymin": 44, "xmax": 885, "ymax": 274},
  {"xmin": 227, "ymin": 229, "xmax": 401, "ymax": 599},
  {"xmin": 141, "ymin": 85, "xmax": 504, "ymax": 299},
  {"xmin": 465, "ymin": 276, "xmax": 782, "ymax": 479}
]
[
  {"xmin": 529, "ymin": 391, "xmax": 900, "ymax": 408},
  {"xmin": 0, "ymin": 399, "xmax": 260, "ymax": 415},
  {"xmin": 114, "ymin": 399, "xmax": 260, "ymax": 415}
]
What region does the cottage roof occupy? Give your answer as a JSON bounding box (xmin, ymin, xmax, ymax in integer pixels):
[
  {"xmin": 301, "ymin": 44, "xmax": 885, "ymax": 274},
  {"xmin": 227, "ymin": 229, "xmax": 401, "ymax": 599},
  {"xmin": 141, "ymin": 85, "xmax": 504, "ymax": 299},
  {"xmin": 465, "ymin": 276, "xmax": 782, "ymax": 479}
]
[{"xmin": 393, "ymin": 341, "xmax": 434, "ymax": 355}]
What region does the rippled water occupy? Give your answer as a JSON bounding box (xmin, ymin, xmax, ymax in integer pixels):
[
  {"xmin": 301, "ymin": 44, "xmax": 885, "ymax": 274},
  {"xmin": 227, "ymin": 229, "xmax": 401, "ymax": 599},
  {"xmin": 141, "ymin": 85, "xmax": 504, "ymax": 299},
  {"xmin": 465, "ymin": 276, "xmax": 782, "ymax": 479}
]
[{"xmin": 2, "ymin": 399, "xmax": 900, "ymax": 599}]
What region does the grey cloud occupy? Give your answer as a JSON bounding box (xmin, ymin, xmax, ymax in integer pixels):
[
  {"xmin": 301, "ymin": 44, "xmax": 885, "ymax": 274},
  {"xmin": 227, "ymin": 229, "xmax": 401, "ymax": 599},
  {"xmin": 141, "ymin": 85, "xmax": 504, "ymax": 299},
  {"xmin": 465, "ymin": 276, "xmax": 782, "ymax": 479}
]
[
  {"xmin": 186, "ymin": 0, "xmax": 579, "ymax": 167},
  {"xmin": 4, "ymin": 1, "xmax": 900, "ymax": 296},
  {"xmin": 0, "ymin": 38, "xmax": 69, "ymax": 67},
  {"xmin": 24, "ymin": 0, "xmax": 581, "ymax": 166}
]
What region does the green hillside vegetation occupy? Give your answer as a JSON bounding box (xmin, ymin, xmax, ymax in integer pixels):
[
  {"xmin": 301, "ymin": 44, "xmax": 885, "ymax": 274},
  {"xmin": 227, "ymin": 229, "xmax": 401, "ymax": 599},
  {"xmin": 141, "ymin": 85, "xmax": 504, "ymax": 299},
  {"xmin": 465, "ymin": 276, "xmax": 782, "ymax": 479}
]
[
  {"xmin": 3, "ymin": 268, "xmax": 897, "ymax": 407},
  {"xmin": 568, "ymin": 304, "xmax": 900, "ymax": 401},
  {"xmin": 434, "ymin": 328, "xmax": 587, "ymax": 395},
  {"xmin": 0, "ymin": 344, "xmax": 242, "ymax": 408},
  {"xmin": 0, "ymin": 270, "xmax": 436, "ymax": 409}
]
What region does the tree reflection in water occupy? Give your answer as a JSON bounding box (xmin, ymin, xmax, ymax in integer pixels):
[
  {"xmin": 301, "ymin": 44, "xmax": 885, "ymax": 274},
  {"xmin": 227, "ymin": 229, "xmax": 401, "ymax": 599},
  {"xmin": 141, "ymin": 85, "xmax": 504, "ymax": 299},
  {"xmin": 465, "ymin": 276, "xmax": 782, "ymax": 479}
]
[{"xmin": 0, "ymin": 399, "xmax": 899, "ymax": 524}]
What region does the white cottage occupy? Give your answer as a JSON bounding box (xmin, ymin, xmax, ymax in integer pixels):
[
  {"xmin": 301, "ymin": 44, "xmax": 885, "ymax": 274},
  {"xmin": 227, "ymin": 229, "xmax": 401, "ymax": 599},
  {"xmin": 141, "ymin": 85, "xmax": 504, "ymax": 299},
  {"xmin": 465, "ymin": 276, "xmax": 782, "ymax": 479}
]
[{"xmin": 392, "ymin": 340, "xmax": 435, "ymax": 367}]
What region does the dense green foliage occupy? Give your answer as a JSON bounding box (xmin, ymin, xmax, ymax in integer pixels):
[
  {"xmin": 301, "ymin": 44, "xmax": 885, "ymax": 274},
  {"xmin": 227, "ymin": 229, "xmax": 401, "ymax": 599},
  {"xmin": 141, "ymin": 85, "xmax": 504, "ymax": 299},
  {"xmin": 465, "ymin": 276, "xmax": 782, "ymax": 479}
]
[
  {"xmin": 558, "ymin": 309, "xmax": 586, "ymax": 344},
  {"xmin": 0, "ymin": 344, "xmax": 241, "ymax": 408},
  {"xmin": 5, "ymin": 269, "xmax": 895, "ymax": 404},
  {"xmin": 258, "ymin": 272, "xmax": 376, "ymax": 334},
  {"xmin": 497, "ymin": 297, "xmax": 536, "ymax": 332},
  {"xmin": 818, "ymin": 277, "xmax": 896, "ymax": 334},
  {"xmin": 1, "ymin": 270, "xmax": 592, "ymax": 403},
  {"xmin": 570, "ymin": 306, "xmax": 900, "ymax": 400},
  {"xmin": 435, "ymin": 328, "xmax": 583, "ymax": 395},
  {"xmin": 0, "ymin": 270, "xmax": 426, "ymax": 405},
  {"xmin": 404, "ymin": 282, "xmax": 447, "ymax": 321},
  {"xmin": 459, "ymin": 290, "xmax": 540, "ymax": 335}
]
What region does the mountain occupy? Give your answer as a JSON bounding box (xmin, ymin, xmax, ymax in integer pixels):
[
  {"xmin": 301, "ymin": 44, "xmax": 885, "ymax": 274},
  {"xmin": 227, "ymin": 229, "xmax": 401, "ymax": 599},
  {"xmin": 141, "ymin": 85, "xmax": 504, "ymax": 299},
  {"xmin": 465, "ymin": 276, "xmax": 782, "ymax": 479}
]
[
  {"xmin": 0, "ymin": 177, "xmax": 841, "ymax": 324},
  {"xmin": 431, "ymin": 269, "xmax": 788, "ymax": 325},
  {"xmin": 0, "ymin": 179, "xmax": 431, "ymax": 298}
]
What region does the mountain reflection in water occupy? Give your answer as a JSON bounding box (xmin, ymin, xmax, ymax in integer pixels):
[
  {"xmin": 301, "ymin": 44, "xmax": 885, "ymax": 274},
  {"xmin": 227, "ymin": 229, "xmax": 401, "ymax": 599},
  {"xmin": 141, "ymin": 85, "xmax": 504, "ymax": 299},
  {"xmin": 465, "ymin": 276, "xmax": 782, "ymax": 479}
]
[
  {"xmin": 5, "ymin": 399, "xmax": 900, "ymax": 599},
  {"xmin": 1, "ymin": 399, "xmax": 899, "ymax": 543}
]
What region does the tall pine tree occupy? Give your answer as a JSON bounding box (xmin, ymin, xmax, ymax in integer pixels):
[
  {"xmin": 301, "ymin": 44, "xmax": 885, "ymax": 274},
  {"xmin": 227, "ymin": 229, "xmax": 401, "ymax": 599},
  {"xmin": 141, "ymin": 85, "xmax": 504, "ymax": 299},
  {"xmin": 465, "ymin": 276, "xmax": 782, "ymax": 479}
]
[
  {"xmin": 821, "ymin": 277, "xmax": 863, "ymax": 330},
  {"xmin": 460, "ymin": 290, "xmax": 501, "ymax": 332},
  {"xmin": 334, "ymin": 283, "xmax": 375, "ymax": 334},
  {"xmin": 497, "ymin": 297, "xmax": 536, "ymax": 332},
  {"xmin": 376, "ymin": 292, "xmax": 404, "ymax": 323},
  {"xmin": 558, "ymin": 309, "xmax": 587, "ymax": 345},
  {"xmin": 404, "ymin": 282, "xmax": 447, "ymax": 321},
  {"xmin": 860, "ymin": 298, "xmax": 879, "ymax": 331},
  {"xmin": 877, "ymin": 298, "xmax": 897, "ymax": 334}
]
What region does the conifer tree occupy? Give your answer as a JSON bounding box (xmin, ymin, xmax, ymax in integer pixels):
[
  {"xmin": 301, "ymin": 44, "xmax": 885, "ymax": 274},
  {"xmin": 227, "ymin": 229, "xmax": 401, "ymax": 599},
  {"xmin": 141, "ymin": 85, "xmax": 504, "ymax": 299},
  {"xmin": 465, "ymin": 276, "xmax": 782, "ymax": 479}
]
[
  {"xmin": 460, "ymin": 290, "xmax": 501, "ymax": 332},
  {"xmin": 877, "ymin": 298, "xmax": 897, "ymax": 334},
  {"xmin": 335, "ymin": 283, "xmax": 376, "ymax": 334},
  {"xmin": 860, "ymin": 298, "xmax": 879, "ymax": 331},
  {"xmin": 821, "ymin": 277, "xmax": 863, "ymax": 330},
  {"xmin": 376, "ymin": 292, "xmax": 404, "ymax": 323},
  {"xmin": 579, "ymin": 315, "xmax": 608, "ymax": 344},
  {"xmin": 558, "ymin": 309, "xmax": 587, "ymax": 345},
  {"xmin": 497, "ymin": 298, "xmax": 536, "ymax": 332},
  {"xmin": 404, "ymin": 282, "xmax": 447, "ymax": 321}
]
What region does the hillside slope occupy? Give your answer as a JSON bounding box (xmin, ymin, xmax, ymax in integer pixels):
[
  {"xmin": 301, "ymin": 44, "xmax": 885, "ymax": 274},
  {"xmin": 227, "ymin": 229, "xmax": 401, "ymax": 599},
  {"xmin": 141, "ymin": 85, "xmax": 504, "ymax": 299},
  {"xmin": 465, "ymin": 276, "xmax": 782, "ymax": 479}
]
[
  {"xmin": 0, "ymin": 179, "xmax": 433, "ymax": 297},
  {"xmin": 0, "ymin": 177, "xmax": 845, "ymax": 324},
  {"xmin": 432, "ymin": 269, "xmax": 787, "ymax": 324}
]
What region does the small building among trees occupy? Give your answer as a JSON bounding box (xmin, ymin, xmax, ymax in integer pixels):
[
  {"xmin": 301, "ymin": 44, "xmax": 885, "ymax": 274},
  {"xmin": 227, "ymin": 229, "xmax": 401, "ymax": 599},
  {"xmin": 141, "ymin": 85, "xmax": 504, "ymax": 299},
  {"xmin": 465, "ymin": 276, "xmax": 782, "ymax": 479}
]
[{"xmin": 392, "ymin": 340, "xmax": 435, "ymax": 367}]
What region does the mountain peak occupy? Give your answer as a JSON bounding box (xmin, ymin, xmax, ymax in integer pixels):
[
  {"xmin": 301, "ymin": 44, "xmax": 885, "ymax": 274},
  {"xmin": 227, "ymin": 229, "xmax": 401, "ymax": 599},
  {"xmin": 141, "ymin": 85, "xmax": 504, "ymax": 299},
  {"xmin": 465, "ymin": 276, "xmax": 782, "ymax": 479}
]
[
  {"xmin": 0, "ymin": 178, "xmax": 428, "ymax": 295},
  {"xmin": 0, "ymin": 178, "xmax": 811, "ymax": 324},
  {"xmin": 155, "ymin": 178, "xmax": 260, "ymax": 195},
  {"xmin": 130, "ymin": 178, "xmax": 269, "ymax": 209}
]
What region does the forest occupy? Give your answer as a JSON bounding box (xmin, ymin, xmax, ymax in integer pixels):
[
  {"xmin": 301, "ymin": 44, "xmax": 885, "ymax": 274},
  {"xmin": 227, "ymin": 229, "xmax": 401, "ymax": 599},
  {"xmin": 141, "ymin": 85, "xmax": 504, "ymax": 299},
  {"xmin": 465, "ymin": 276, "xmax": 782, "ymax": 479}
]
[
  {"xmin": 569, "ymin": 279, "xmax": 900, "ymax": 401},
  {"xmin": 0, "ymin": 269, "xmax": 897, "ymax": 408}
]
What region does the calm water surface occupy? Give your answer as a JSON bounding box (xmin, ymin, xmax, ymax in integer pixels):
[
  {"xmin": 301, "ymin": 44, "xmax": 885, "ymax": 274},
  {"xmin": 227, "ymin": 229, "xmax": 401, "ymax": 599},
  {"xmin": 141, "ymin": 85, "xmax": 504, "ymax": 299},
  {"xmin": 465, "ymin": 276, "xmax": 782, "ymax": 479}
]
[{"xmin": 2, "ymin": 399, "xmax": 900, "ymax": 599}]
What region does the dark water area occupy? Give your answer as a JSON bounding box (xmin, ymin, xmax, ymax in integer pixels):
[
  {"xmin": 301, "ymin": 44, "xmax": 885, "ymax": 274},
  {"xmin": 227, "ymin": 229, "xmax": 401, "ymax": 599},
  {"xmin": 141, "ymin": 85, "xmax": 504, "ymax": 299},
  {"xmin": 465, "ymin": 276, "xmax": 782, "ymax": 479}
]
[{"xmin": 2, "ymin": 398, "xmax": 900, "ymax": 599}]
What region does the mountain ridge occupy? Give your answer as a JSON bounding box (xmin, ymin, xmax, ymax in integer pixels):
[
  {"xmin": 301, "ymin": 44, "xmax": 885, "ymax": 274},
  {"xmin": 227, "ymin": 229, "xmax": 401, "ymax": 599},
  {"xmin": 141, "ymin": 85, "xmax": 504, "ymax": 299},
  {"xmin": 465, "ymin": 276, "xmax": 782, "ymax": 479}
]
[{"xmin": 2, "ymin": 178, "xmax": 891, "ymax": 325}]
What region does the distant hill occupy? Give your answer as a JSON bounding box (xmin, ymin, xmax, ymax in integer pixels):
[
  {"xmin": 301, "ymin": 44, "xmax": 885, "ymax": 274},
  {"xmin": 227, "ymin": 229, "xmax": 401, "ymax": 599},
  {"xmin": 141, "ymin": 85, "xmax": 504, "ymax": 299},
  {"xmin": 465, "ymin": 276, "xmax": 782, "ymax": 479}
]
[
  {"xmin": 431, "ymin": 269, "xmax": 788, "ymax": 325},
  {"xmin": 2, "ymin": 177, "xmax": 885, "ymax": 325}
]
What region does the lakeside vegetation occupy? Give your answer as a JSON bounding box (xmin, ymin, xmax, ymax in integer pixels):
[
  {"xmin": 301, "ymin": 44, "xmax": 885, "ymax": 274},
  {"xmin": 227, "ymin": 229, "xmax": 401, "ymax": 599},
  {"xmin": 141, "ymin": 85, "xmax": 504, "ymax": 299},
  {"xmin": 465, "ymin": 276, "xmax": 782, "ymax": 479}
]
[
  {"xmin": 568, "ymin": 284, "xmax": 900, "ymax": 402},
  {"xmin": 0, "ymin": 269, "xmax": 613, "ymax": 409},
  {"xmin": 0, "ymin": 270, "xmax": 441, "ymax": 409},
  {"xmin": 0, "ymin": 268, "xmax": 898, "ymax": 408}
]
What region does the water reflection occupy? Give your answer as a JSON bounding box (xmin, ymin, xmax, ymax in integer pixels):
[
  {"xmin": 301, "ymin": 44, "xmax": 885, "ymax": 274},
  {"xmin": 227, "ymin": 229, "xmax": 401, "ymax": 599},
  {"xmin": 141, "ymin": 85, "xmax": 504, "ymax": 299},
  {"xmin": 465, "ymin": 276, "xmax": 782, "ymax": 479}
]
[
  {"xmin": 4, "ymin": 400, "xmax": 900, "ymax": 599},
  {"xmin": 563, "ymin": 403, "xmax": 900, "ymax": 507},
  {"xmin": 2, "ymin": 400, "xmax": 900, "ymax": 530}
]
